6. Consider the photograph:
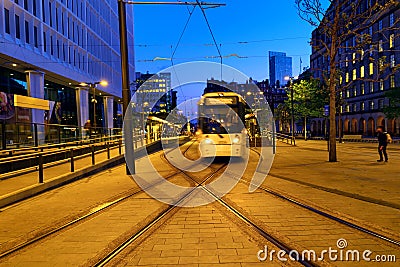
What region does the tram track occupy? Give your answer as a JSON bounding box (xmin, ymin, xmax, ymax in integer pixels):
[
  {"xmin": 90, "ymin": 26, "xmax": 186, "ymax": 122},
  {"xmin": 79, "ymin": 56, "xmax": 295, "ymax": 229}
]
[
  {"xmin": 95, "ymin": 142, "xmax": 315, "ymax": 267},
  {"xmin": 0, "ymin": 140, "xmax": 197, "ymax": 261},
  {"xmin": 221, "ymin": 149, "xmax": 400, "ymax": 247}
]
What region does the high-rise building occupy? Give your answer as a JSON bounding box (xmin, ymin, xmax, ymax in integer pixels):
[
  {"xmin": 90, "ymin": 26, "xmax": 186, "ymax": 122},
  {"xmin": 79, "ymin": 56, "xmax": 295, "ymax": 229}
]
[
  {"xmin": 0, "ymin": 0, "xmax": 135, "ymax": 141},
  {"xmin": 135, "ymin": 72, "xmax": 176, "ymax": 114},
  {"xmin": 310, "ymin": 2, "xmax": 399, "ymax": 137},
  {"xmin": 269, "ymin": 51, "xmax": 292, "ymax": 87}
]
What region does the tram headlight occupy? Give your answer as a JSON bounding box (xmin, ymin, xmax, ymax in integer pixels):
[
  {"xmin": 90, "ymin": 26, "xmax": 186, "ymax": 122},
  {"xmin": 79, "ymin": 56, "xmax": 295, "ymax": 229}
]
[
  {"xmin": 232, "ymin": 136, "xmax": 240, "ymax": 144},
  {"xmin": 204, "ymin": 138, "xmax": 213, "ymax": 144}
]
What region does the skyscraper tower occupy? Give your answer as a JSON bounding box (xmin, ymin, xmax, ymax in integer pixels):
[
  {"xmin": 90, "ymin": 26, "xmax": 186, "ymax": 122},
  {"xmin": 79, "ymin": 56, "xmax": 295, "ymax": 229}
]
[{"xmin": 269, "ymin": 51, "xmax": 292, "ymax": 87}]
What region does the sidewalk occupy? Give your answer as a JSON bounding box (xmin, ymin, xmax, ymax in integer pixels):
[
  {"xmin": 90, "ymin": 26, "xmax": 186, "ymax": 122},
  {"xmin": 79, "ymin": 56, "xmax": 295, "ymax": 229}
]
[{"xmin": 261, "ymin": 139, "xmax": 400, "ymax": 237}]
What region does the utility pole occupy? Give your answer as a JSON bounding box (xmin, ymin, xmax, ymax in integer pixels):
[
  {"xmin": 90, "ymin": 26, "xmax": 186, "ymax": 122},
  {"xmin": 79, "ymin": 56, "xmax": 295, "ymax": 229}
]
[{"xmin": 117, "ymin": 0, "xmax": 225, "ymax": 175}]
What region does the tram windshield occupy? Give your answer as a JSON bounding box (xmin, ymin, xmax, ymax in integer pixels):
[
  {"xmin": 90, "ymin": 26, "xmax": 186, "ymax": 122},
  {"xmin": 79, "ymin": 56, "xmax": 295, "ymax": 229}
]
[{"xmin": 200, "ymin": 106, "xmax": 243, "ymax": 134}]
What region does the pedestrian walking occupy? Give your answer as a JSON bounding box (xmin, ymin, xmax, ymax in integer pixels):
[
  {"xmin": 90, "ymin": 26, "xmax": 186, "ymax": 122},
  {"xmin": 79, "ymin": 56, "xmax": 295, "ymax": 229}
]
[{"xmin": 376, "ymin": 126, "xmax": 389, "ymax": 162}]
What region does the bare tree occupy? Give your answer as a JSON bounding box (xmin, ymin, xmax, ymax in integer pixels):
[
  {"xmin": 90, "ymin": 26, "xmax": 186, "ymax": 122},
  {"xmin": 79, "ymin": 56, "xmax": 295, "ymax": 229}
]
[{"xmin": 296, "ymin": 0, "xmax": 400, "ymax": 162}]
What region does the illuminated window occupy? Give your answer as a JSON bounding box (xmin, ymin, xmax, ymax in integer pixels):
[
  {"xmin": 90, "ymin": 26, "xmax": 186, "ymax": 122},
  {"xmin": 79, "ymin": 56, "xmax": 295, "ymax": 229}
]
[
  {"xmin": 352, "ymin": 53, "xmax": 356, "ymax": 64},
  {"xmin": 360, "ymin": 66, "xmax": 365, "ymax": 78},
  {"xmin": 352, "ymin": 69, "xmax": 357, "ymax": 80},
  {"xmin": 390, "ymin": 75, "xmax": 395, "ymax": 88},
  {"xmin": 390, "ymin": 54, "xmax": 395, "ymax": 68},
  {"xmin": 346, "ymin": 72, "xmax": 349, "ymax": 83},
  {"xmin": 345, "ymin": 56, "xmax": 349, "ymax": 67},
  {"xmin": 361, "ymin": 84, "xmax": 365, "ymax": 95},
  {"xmin": 369, "ymin": 62, "xmax": 374, "ymax": 75},
  {"xmin": 345, "ymin": 105, "xmax": 350, "ymax": 112},
  {"xmin": 361, "ymin": 102, "xmax": 365, "ymax": 111},
  {"xmin": 346, "ymin": 90, "xmax": 350, "ymax": 98},
  {"xmin": 370, "ymin": 82, "xmax": 375, "ymax": 93},
  {"xmin": 369, "ymin": 101, "xmax": 374, "ymax": 110},
  {"xmin": 378, "ymin": 40, "xmax": 383, "ymax": 52},
  {"xmin": 353, "ymin": 86, "xmax": 357, "ymax": 97},
  {"xmin": 379, "ymin": 80, "xmax": 384, "ymax": 91},
  {"xmin": 389, "ymin": 34, "xmax": 394, "ymax": 48}
]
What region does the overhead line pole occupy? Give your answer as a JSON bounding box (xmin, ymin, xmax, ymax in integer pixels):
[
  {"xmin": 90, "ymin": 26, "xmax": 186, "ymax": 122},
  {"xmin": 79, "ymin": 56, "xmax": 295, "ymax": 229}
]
[{"xmin": 117, "ymin": 0, "xmax": 225, "ymax": 175}]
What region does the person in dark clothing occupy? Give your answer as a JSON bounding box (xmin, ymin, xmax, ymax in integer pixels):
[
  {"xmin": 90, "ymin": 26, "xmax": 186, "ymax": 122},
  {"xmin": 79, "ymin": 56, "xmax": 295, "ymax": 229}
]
[{"xmin": 376, "ymin": 126, "xmax": 388, "ymax": 162}]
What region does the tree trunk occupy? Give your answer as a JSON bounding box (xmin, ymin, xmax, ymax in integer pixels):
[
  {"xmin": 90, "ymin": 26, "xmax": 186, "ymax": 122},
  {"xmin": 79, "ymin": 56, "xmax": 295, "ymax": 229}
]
[
  {"xmin": 327, "ymin": 3, "xmax": 340, "ymax": 162},
  {"xmin": 304, "ymin": 116, "xmax": 307, "ymax": 141}
]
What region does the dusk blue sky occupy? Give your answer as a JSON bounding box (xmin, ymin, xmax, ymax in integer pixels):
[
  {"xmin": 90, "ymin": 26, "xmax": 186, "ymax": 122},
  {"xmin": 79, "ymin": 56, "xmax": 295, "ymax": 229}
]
[{"xmin": 134, "ymin": 1, "xmax": 329, "ymax": 82}]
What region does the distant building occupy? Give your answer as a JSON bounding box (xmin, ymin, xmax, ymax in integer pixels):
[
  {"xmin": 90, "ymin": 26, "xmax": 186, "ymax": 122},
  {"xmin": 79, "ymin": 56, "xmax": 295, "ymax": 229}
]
[
  {"xmin": 135, "ymin": 72, "xmax": 177, "ymax": 114},
  {"xmin": 310, "ymin": 3, "xmax": 399, "ymax": 137},
  {"xmin": 269, "ymin": 51, "xmax": 292, "ymax": 87},
  {"xmin": 257, "ymin": 79, "xmax": 289, "ymax": 132}
]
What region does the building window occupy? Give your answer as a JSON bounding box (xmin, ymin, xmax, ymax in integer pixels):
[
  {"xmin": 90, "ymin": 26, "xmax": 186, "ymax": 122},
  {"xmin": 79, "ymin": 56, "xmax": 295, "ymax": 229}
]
[
  {"xmin": 390, "ymin": 75, "xmax": 396, "ymax": 88},
  {"xmin": 352, "ymin": 53, "xmax": 356, "ymax": 64},
  {"xmin": 389, "ymin": 34, "xmax": 395, "ymax": 48},
  {"xmin": 25, "ymin": 20, "xmax": 30, "ymax": 43},
  {"xmin": 352, "ymin": 69, "xmax": 357, "ymax": 80},
  {"xmin": 4, "ymin": 8, "xmax": 10, "ymax": 34},
  {"xmin": 391, "ymin": 54, "xmax": 396, "ymax": 68},
  {"xmin": 360, "ymin": 66, "xmax": 365, "ymax": 78},
  {"xmin": 15, "ymin": 15, "xmax": 20, "ymax": 39},
  {"xmin": 378, "ymin": 40, "xmax": 383, "ymax": 52},
  {"xmin": 369, "ymin": 101, "xmax": 374, "ymax": 110},
  {"xmin": 56, "ymin": 8, "xmax": 59, "ymax": 31},
  {"xmin": 378, "ymin": 99, "xmax": 384, "ymax": 110},
  {"xmin": 43, "ymin": 32, "xmax": 47, "ymax": 52},
  {"xmin": 346, "ymin": 72, "xmax": 349, "ymax": 83},
  {"xmin": 379, "ymin": 80, "xmax": 384, "ymax": 91},
  {"xmin": 370, "ymin": 82, "xmax": 375, "ymax": 93},
  {"xmin": 345, "ymin": 105, "xmax": 350, "ymax": 112},
  {"xmin": 346, "ymin": 89, "xmax": 350, "ymax": 98},
  {"xmin": 369, "ymin": 26, "xmax": 373, "ymax": 37},
  {"xmin": 50, "ymin": 35, "xmax": 53, "ymax": 55},
  {"xmin": 24, "ymin": 0, "xmax": 28, "ymax": 11},
  {"xmin": 345, "ymin": 56, "xmax": 349, "ymax": 67},
  {"xmin": 57, "ymin": 40, "xmax": 60, "ymax": 58},
  {"xmin": 369, "ymin": 62, "xmax": 374, "ymax": 75},
  {"xmin": 361, "ymin": 84, "xmax": 365, "ymax": 95},
  {"xmin": 390, "ymin": 13, "xmax": 394, "ymax": 26},
  {"xmin": 33, "ymin": 0, "xmax": 37, "ymax": 16},
  {"xmin": 33, "ymin": 26, "xmax": 38, "ymax": 47},
  {"xmin": 42, "ymin": 0, "xmax": 45, "ymax": 22},
  {"xmin": 352, "ymin": 103, "xmax": 357, "ymax": 112},
  {"xmin": 361, "ymin": 102, "xmax": 365, "ymax": 111},
  {"xmin": 49, "ymin": 2, "xmax": 53, "ymax": 27},
  {"xmin": 353, "ymin": 86, "xmax": 357, "ymax": 97}
]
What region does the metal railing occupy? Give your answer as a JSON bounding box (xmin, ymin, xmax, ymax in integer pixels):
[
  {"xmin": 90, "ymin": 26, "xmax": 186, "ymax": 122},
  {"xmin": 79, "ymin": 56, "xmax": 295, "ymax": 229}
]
[{"xmin": 0, "ymin": 121, "xmax": 122, "ymax": 150}]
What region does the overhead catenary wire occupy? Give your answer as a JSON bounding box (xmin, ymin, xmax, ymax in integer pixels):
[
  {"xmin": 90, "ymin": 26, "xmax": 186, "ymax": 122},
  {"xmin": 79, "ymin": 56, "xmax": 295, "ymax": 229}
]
[{"xmin": 196, "ymin": 0, "xmax": 223, "ymax": 80}]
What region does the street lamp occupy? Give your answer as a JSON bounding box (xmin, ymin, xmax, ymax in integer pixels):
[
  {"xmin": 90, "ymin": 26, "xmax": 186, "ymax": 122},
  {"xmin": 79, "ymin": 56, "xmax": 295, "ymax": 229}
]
[
  {"xmin": 79, "ymin": 80, "xmax": 108, "ymax": 131},
  {"xmin": 284, "ymin": 76, "xmax": 296, "ymax": 145}
]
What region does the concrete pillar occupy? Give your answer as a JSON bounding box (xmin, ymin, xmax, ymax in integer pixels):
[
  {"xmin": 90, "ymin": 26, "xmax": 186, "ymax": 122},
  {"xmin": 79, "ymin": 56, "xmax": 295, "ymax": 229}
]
[
  {"xmin": 25, "ymin": 70, "xmax": 45, "ymax": 145},
  {"xmin": 76, "ymin": 87, "xmax": 89, "ymax": 135},
  {"xmin": 103, "ymin": 96, "xmax": 114, "ymax": 132}
]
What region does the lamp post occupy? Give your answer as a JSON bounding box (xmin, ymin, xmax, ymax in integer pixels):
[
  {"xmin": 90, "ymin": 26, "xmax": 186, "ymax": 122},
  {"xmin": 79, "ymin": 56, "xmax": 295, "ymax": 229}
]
[
  {"xmin": 79, "ymin": 80, "xmax": 108, "ymax": 134},
  {"xmin": 117, "ymin": 0, "xmax": 225, "ymax": 175},
  {"xmin": 285, "ymin": 76, "xmax": 296, "ymax": 146}
]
